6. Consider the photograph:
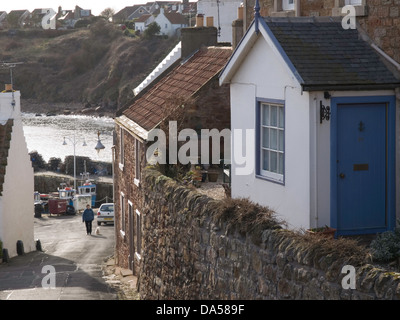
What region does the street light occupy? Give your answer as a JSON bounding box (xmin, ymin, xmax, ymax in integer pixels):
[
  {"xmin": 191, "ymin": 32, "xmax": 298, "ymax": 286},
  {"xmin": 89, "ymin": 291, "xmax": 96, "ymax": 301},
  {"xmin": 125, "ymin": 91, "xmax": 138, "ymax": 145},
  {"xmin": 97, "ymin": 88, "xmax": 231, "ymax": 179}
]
[{"xmin": 63, "ymin": 134, "xmax": 87, "ymax": 191}]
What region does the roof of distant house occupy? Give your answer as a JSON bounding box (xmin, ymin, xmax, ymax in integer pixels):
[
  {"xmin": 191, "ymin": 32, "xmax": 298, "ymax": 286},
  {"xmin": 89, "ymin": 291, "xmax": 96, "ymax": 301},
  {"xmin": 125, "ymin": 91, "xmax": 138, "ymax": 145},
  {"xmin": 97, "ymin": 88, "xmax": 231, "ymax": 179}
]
[
  {"xmin": 262, "ymin": 17, "xmax": 400, "ymax": 90},
  {"xmin": 164, "ymin": 11, "xmax": 187, "ymax": 24},
  {"xmin": 136, "ymin": 14, "xmax": 153, "ymax": 22},
  {"xmin": 113, "ymin": 5, "xmax": 143, "ymax": 20},
  {"xmin": 122, "ymin": 46, "xmax": 232, "ymax": 132}
]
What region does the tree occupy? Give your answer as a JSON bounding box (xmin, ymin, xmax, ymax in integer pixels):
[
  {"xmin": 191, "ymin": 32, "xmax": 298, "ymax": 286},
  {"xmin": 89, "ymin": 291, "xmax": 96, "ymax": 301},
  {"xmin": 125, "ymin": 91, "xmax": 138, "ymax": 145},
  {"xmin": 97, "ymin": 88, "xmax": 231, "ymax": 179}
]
[
  {"xmin": 143, "ymin": 22, "xmax": 161, "ymax": 39},
  {"xmin": 101, "ymin": 8, "xmax": 115, "ymax": 22}
]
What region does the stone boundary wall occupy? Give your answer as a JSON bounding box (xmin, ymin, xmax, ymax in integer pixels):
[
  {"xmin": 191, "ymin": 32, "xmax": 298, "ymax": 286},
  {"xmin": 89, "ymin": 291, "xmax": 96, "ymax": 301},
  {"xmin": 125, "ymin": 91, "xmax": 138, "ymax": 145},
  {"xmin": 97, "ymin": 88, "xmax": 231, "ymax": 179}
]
[{"xmin": 139, "ymin": 168, "xmax": 400, "ymax": 300}]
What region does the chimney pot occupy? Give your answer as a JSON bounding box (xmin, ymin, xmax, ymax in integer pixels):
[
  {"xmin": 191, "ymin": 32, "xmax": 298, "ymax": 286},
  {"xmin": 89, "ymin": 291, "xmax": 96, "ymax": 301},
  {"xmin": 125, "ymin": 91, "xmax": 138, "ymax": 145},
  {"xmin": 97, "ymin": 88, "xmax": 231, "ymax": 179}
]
[
  {"xmin": 4, "ymin": 84, "xmax": 12, "ymax": 92},
  {"xmin": 206, "ymin": 16, "xmax": 214, "ymax": 27},
  {"xmin": 196, "ymin": 14, "xmax": 204, "ymax": 27},
  {"xmin": 238, "ymin": 6, "xmax": 243, "ymax": 20}
]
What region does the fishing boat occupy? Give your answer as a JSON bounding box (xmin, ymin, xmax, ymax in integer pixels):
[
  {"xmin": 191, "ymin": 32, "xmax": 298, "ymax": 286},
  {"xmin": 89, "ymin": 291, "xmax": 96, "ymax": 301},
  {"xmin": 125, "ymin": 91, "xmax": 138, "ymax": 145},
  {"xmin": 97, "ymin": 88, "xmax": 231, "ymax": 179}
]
[{"xmin": 77, "ymin": 172, "xmax": 97, "ymax": 207}]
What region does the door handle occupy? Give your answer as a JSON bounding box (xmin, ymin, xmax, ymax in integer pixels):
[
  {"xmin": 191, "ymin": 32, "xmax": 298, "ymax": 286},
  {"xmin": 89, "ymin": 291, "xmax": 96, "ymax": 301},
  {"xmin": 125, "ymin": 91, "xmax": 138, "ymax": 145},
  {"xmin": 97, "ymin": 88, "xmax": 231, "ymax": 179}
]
[{"xmin": 339, "ymin": 173, "xmax": 345, "ymax": 179}]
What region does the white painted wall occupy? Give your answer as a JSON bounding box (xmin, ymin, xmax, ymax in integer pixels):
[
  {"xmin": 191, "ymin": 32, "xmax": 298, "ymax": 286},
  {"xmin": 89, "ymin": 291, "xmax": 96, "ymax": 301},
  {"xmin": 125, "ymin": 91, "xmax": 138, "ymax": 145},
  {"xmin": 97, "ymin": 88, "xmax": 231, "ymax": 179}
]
[
  {"xmin": 135, "ymin": 16, "xmax": 155, "ymax": 32},
  {"xmin": 154, "ymin": 9, "xmax": 187, "ymax": 37},
  {"xmin": 0, "ymin": 91, "xmax": 34, "ymax": 258},
  {"xmin": 197, "ymin": 0, "xmax": 242, "ymax": 43},
  {"xmin": 229, "ymin": 35, "xmax": 311, "ymax": 230}
]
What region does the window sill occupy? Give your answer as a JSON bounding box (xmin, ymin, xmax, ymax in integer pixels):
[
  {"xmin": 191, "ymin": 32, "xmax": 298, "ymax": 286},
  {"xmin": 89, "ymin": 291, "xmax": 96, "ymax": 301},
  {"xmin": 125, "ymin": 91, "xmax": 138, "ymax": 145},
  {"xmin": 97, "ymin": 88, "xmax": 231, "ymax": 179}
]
[{"xmin": 256, "ymin": 174, "xmax": 285, "ymax": 186}]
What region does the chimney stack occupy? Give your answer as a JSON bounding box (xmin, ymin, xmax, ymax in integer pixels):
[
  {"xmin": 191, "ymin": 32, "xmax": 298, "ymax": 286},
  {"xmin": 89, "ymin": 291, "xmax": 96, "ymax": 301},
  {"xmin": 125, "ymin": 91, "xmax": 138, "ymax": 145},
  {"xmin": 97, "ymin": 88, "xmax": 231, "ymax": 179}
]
[
  {"xmin": 181, "ymin": 26, "xmax": 218, "ymax": 59},
  {"xmin": 232, "ymin": 4, "xmax": 244, "ymax": 49}
]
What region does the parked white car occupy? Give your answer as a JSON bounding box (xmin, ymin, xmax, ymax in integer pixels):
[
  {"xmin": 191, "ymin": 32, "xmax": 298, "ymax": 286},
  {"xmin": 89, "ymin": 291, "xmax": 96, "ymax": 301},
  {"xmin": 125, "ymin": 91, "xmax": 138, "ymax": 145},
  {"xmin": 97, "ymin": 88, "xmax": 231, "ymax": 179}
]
[{"xmin": 97, "ymin": 203, "xmax": 114, "ymax": 225}]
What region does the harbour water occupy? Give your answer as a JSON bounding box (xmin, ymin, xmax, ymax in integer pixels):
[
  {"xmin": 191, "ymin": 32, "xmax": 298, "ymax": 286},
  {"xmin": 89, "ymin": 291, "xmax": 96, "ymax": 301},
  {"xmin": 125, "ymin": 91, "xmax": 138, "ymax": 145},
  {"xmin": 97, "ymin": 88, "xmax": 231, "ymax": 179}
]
[{"xmin": 22, "ymin": 113, "xmax": 115, "ymax": 163}]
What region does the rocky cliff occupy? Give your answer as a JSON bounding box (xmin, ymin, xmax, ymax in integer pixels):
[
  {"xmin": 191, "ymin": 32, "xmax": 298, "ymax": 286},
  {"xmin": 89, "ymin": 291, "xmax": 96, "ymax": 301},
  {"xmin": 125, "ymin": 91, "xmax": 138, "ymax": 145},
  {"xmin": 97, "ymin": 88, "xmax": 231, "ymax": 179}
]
[{"xmin": 0, "ymin": 20, "xmax": 178, "ymax": 115}]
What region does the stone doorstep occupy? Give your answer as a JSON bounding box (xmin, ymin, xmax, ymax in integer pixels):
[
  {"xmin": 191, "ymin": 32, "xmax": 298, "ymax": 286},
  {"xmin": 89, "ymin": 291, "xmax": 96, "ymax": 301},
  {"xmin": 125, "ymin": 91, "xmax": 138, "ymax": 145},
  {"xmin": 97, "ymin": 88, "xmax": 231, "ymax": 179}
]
[{"xmin": 120, "ymin": 268, "xmax": 133, "ymax": 277}]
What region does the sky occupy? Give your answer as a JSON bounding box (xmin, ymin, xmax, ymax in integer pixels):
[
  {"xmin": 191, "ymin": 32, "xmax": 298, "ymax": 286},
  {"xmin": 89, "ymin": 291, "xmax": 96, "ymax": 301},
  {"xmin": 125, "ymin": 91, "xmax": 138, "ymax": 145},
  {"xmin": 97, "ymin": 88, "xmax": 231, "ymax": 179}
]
[{"xmin": 0, "ymin": 0, "xmax": 146, "ymax": 16}]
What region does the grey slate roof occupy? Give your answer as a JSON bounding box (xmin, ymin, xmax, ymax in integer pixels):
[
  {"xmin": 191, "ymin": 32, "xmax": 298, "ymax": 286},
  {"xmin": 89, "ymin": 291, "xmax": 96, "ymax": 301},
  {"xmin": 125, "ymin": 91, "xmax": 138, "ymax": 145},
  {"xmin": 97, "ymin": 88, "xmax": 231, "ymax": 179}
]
[{"xmin": 263, "ymin": 17, "xmax": 400, "ymax": 91}]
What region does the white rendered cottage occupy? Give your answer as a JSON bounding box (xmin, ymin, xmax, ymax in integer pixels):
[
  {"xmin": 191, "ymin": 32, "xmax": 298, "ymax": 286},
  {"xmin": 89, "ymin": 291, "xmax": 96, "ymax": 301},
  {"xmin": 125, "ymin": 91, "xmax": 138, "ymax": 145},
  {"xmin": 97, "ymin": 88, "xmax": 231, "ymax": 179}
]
[
  {"xmin": 0, "ymin": 85, "xmax": 35, "ymax": 258},
  {"xmin": 154, "ymin": 8, "xmax": 188, "ymax": 37},
  {"xmin": 220, "ymin": 14, "xmax": 400, "ymax": 236}
]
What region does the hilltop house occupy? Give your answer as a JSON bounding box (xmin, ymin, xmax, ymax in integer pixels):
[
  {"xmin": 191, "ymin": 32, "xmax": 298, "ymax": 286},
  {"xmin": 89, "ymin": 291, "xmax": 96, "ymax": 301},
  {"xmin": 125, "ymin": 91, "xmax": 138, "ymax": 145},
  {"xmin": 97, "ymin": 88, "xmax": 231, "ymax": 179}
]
[
  {"xmin": 0, "ymin": 85, "xmax": 35, "ymax": 258},
  {"xmin": 57, "ymin": 6, "xmax": 92, "ymax": 29},
  {"xmin": 29, "ymin": 8, "xmax": 57, "ymax": 29},
  {"xmin": 220, "ymin": 12, "xmax": 400, "ymax": 236},
  {"xmin": 113, "ymin": 26, "xmax": 232, "ymax": 273},
  {"xmin": 135, "ymin": 14, "xmax": 155, "ymax": 32},
  {"xmin": 154, "ymin": 7, "xmax": 188, "ymax": 37},
  {"xmin": 7, "ymin": 10, "xmax": 30, "ymax": 28}
]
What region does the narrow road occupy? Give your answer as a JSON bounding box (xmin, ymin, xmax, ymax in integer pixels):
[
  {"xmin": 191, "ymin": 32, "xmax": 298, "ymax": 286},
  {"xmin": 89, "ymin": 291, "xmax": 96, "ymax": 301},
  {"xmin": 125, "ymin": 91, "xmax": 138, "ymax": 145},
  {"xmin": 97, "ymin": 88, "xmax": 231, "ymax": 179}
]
[{"xmin": 0, "ymin": 213, "xmax": 117, "ymax": 300}]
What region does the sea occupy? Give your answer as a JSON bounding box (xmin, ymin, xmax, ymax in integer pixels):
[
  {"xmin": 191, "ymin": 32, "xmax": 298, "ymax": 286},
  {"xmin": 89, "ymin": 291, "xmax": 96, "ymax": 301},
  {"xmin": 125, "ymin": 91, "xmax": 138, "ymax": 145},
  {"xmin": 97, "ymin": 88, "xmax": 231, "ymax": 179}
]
[{"xmin": 21, "ymin": 113, "xmax": 115, "ymax": 163}]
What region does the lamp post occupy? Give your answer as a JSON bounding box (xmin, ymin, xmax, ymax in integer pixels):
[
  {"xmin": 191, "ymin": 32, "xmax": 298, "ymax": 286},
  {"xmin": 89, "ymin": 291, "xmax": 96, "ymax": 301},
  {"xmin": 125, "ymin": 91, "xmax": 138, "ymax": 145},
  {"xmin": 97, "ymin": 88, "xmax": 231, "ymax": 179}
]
[
  {"xmin": 63, "ymin": 133, "xmax": 87, "ymax": 191},
  {"xmin": 95, "ymin": 131, "xmax": 105, "ymax": 154}
]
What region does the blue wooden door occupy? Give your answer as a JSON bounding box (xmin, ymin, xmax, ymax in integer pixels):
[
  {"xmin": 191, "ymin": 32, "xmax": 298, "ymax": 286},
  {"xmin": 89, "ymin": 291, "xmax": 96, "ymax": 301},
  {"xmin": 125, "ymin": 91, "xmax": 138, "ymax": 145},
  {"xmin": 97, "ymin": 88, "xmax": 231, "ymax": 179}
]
[{"xmin": 336, "ymin": 103, "xmax": 387, "ymax": 235}]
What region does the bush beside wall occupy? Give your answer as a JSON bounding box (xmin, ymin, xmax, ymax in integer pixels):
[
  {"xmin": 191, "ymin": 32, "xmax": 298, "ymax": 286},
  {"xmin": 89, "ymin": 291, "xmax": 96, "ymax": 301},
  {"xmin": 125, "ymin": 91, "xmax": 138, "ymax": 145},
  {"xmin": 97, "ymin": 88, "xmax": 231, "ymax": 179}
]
[{"xmin": 138, "ymin": 168, "xmax": 400, "ymax": 300}]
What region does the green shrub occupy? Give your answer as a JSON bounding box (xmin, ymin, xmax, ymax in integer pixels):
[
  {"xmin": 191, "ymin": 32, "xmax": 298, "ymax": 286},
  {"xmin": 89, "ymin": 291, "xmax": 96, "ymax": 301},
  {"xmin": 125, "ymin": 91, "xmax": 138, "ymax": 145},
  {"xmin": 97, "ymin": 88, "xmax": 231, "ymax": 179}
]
[{"xmin": 370, "ymin": 228, "xmax": 400, "ymax": 262}]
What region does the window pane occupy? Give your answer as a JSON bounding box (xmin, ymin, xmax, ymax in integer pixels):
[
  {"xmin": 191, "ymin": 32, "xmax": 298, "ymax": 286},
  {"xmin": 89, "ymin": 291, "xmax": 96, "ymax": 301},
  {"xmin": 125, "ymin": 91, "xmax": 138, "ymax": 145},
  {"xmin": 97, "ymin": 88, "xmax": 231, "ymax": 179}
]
[
  {"xmin": 270, "ymin": 105, "xmax": 277, "ymax": 127},
  {"xmin": 262, "ymin": 104, "xmax": 269, "ymax": 126},
  {"xmin": 278, "ymin": 130, "xmax": 284, "ymax": 151},
  {"xmin": 270, "ymin": 128, "xmax": 277, "ymax": 150},
  {"xmin": 262, "ymin": 149, "xmax": 269, "ymax": 171},
  {"xmin": 278, "ymin": 153, "xmax": 284, "ymax": 175},
  {"xmin": 270, "ymin": 151, "xmax": 277, "ymax": 173},
  {"xmin": 262, "ymin": 127, "xmax": 269, "ymax": 148},
  {"xmin": 279, "ymin": 107, "xmax": 284, "ymax": 128}
]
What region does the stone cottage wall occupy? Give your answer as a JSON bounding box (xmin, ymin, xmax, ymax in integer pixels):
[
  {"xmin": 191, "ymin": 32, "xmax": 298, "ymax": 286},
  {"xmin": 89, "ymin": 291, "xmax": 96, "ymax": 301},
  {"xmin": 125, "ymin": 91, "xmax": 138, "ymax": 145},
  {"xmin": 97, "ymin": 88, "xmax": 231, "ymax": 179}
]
[
  {"xmin": 138, "ymin": 168, "xmax": 400, "ymax": 300},
  {"xmin": 114, "ymin": 126, "xmax": 144, "ymax": 273}
]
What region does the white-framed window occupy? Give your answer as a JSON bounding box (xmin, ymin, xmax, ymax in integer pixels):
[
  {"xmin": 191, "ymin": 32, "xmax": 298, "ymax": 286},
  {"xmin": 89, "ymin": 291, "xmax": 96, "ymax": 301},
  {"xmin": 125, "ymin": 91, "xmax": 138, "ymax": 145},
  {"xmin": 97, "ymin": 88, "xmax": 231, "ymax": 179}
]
[
  {"xmin": 345, "ymin": 0, "xmax": 362, "ymax": 4},
  {"xmin": 134, "ymin": 138, "xmax": 141, "ymax": 187},
  {"xmin": 135, "ymin": 209, "xmax": 142, "ymax": 260},
  {"xmin": 258, "ymin": 101, "xmax": 285, "ymax": 183},
  {"xmin": 119, "ymin": 127, "xmax": 125, "ymax": 170},
  {"xmin": 282, "ymin": 0, "xmax": 295, "ymax": 11},
  {"xmin": 120, "ymin": 192, "xmax": 126, "ymax": 237}
]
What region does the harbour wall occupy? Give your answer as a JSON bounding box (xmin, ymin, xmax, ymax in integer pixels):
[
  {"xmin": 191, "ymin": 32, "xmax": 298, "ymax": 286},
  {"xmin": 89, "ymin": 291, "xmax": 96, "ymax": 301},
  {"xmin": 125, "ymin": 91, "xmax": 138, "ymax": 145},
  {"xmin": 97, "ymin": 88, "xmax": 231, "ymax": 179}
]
[{"xmin": 34, "ymin": 172, "xmax": 113, "ymax": 207}]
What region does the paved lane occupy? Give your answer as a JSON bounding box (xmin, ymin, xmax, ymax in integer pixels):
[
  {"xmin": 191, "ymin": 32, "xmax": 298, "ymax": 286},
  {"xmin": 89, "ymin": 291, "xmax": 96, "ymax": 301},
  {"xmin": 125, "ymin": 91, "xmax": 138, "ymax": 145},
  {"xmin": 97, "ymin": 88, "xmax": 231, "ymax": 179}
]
[{"xmin": 0, "ymin": 213, "xmax": 117, "ymax": 300}]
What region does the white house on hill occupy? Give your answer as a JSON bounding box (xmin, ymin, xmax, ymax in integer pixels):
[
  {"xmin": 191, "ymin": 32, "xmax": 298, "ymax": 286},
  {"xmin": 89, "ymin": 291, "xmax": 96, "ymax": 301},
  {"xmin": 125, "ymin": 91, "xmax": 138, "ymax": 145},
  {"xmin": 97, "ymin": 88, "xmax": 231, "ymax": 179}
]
[
  {"xmin": 0, "ymin": 85, "xmax": 35, "ymax": 258},
  {"xmin": 154, "ymin": 7, "xmax": 188, "ymax": 37}
]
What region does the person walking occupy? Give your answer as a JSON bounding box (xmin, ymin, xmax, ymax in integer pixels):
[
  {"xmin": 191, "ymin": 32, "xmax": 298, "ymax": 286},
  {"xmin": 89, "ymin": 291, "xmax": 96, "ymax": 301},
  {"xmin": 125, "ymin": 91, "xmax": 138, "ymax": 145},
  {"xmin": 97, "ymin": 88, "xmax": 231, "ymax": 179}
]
[{"xmin": 82, "ymin": 204, "xmax": 95, "ymax": 235}]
